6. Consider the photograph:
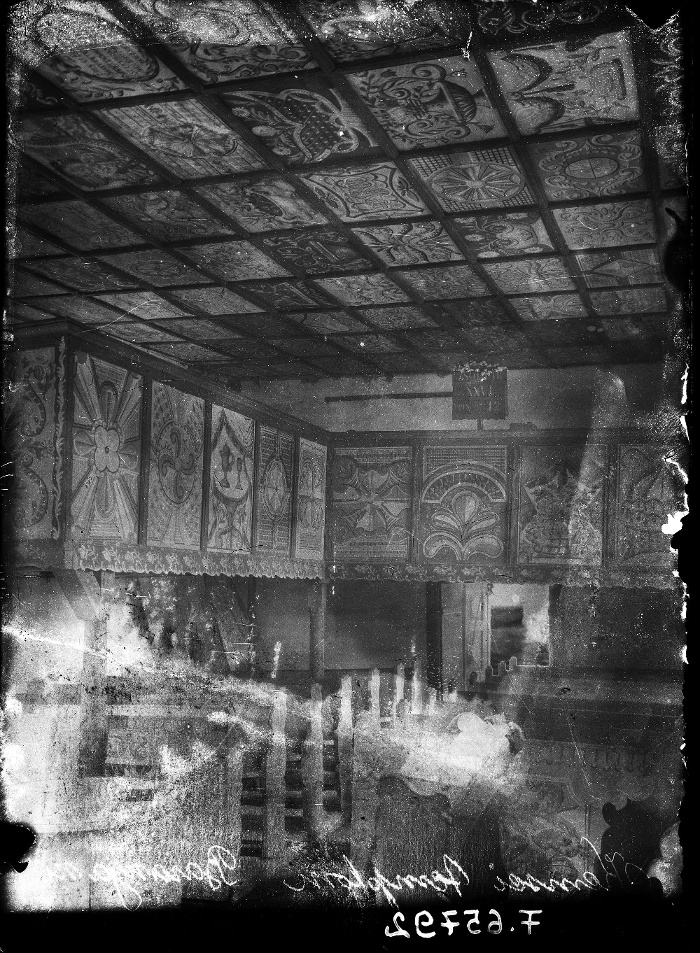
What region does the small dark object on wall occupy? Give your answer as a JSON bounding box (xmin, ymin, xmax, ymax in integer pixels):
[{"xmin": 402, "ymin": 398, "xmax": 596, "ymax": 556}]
[{"xmin": 663, "ymin": 207, "xmax": 689, "ymax": 296}]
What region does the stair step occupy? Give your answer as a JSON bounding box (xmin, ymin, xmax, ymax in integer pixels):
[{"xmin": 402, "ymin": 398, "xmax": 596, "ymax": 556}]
[
  {"xmin": 241, "ymin": 804, "xmax": 264, "ymax": 816},
  {"xmin": 240, "ymin": 844, "xmax": 263, "ymax": 858}
]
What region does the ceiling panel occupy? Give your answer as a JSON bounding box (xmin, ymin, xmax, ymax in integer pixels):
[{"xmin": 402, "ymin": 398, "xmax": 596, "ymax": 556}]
[
  {"xmin": 219, "ymin": 80, "xmax": 378, "ymax": 165},
  {"xmin": 25, "ymin": 257, "xmax": 136, "ymax": 293},
  {"xmin": 451, "ymin": 211, "xmax": 554, "ymax": 258},
  {"xmin": 156, "ymin": 319, "xmax": 246, "ymax": 342},
  {"xmin": 408, "ymin": 147, "xmax": 534, "ymax": 212},
  {"xmin": 100, "ymin": 100, "xmax": 266, "ymax": 178},
  {"xmin": 101, "ymin": 190, "xmax": 236, "ymax": 242},
  {"xmin": 146, "ymin": 340, "xmax": 233, "ymax": 362},
  {"xmin": 352, "ymin": 221, "xmax": 463, "ymax": 266},
  {"xmin": 299, "ymin": 162, "xmax": 429, "ymax": 221},
  {"xmin": 105, "ymin": 322, "xmax": 185, "ymax": 344},
  {"xmin": 395, "ymin": 264, "xmax": 490, "ymax": 299},
  {"xmin": 234, "ymin": 280, "xmax": 330, "ymax": 311},
  {"xmin": 12, "ymin": 269, "xmax": 70, "ymax": 298},
  {"xmin": 509, "ymin": 294, "xmax": 588, "ymax": 321},
  {"xmin": 655, "ymin": 125, "xmax": 686, "ymax": 190},
  {"xmin": 99, "ymin": 249, "xmax": 212, "ymax": 286},
  {"xmin": 589, "ymin": 288, "xmax": 668, "ymax": 316},
  {"xmin": 19, "ymin": 113, "xmax": 161, "ymax": 191},
  {"xmin": 257, "ymin": 229, "xmax": 373, "ymax": 274},
  {"xmin": 359, "ymin": 306, "xmax": 436, "ymax": 331},
  {"xmin": 575, "ymin": 249, "xmax": 663, "ymax": 288},
  {"xmin": 530, "ymin": 131, "xmax": 647, "ymax": 202},
  {"xmin": 444, "ymin": 298, "xmax": 513, "ymax": 325},
  {"xmin": 333, "ymin": 333, "xmax": 402, "ymax": 354},
  {"xmin": 19, "ymin": 200, "xmax": 143, "ymax": 251},
  {"xmin": 12, "ymin": 227, "xmax": 67, "ymax": 259},
  {"xmin": 552, "ymin": 200, "xmax": 657, "ymax": 250},
  {"xmin": 22, "ymin": 295, "xmax": 131, "ymax": 325},
  {"xmin": 289, "ymin": 312, "xmax": 370, "ymax": 334},
  {"xmin": 347, "ymin": 57, "xmax": 505, "ymax": 150},
  {"xmin": 36, "ymin": 45, "xmax": 187, "ymax": 101},
  {"xmin": 165, "ymin": 286, "xmax": 263, "ymax": 315},
  {"xmin": 94, "ymin": 291, "xmax": 187, "ymax": 320},
  {"xmin": 487, "ymin": 31, "xmax": 639, "ymax": 135},
  {"xmin": 195, "ymin": 178, "xmax": 327, "ymax": 231},
  {"xmin": 298, "ymin": 0, "xmax": 458, "ymax": 63},
  {"xmin": 481, "ymin": 257, "xmax": 575, "ymax": 295},
  {"xmin": 177, "ymin": 240, "xmax": 291, "ymax": 280},
  {"xmin": 314, "ymin": 273, "xmax": 410, "ymax": 306}
]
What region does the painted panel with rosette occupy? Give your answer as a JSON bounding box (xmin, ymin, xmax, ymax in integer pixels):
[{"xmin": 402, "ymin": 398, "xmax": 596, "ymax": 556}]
[
  {"xmin": 5, "ymin": 346, "xmax": 64, "ymax": 540},
  {"xmin": 208, "ymin": 405, "xmax": 255, "ymax": 554},
  {"xmin": 101, "ymin": 100, "xmax": 265, "ymax": 178},
  {"xmin": 517, "ymin": 445, "xmax": 606, "ymax": 566},
  {"xmin": 255, "ymin": 425, "xmax": 295, "ymax": 554},
  {"xmin": 295, "ymin": 439, "xmax": 327, "ymax": 560},
  {"xmin": 330, "ymin": 447, "xmax": 413, "ymax": 562},
  {"xmin": 419, "ymin": 445, "xmax": 508, "ymax": 566},
  {"xmin": 19, "ymin": 114, "xmax": 159, "ymax": 191},
  {"xmin": 615, "ymin": 445, "xmax": 677, "ymax": 568},
  {"xmin": 147, "ymin": 383, "xmax": 204, "ymax": 549},
  {"xmin": 70, "ymin": 355, "xmax": 142, "ymax": 543},
  {"xmin": 409, "ymin": 147, "xmax": 533, "ymax": 212}
]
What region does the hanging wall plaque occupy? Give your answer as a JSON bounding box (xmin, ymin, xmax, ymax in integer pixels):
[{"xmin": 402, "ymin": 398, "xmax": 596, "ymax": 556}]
[{"xmin": 452, "ymin": 363, "xmax": 507, "ymax": 420}]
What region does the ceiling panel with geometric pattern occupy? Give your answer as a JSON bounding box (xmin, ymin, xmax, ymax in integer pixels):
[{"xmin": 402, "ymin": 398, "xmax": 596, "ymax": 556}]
[{"xmin": 9, "ymin": 0, "xmax": 686, "ymax": 383}]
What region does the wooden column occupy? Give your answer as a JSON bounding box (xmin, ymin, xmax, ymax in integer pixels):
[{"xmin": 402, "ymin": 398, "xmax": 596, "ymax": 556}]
[
  {"xmin": 338, "ymin": 675, "xmax": 353, "ymax": 825},
  {"xmin": 369, "ymin": 667, "xmax": 381, "ymax": 727},
  {"xmin": 425, "ymin": 582, "xmax": 443, "ymax": 698},
  {"xmin": 308, "ymin": 580, "xmax": 327, "ymax": 682},
  {"xmin": 263, "ymin": 690, "xmax": 287, "ymax": 864},
  {"xmin": 226, "ymin": 745, "xmax": 243, "ymax": 860},
  {"xmin": 392, "ymin": 662, "xmax": 405, "ymax": 725},
  {"xmin": 303, "ymin": 683, "xmax": 324, "ymax": 842}
]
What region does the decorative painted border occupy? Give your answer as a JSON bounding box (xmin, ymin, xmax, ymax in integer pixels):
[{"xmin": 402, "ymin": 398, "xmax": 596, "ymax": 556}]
[{"xmin": 64, "ymin": 540, "xmax": 324, "ymax": 579}]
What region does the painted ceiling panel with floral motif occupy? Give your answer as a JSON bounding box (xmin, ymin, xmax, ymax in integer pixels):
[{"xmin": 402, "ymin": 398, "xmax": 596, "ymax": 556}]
[
  {"xmin": 451, "ymin": 211, "xmax": 554, "ymax": 258},
  {"xmin": 347, "ymin": 57, "xmax": 505, "ymax": 150},
  {"xmin": 220, "ymin": 81, "xmax": 377, "ymax": 165},
  {"xmin": 351, "ymin": 221, "xmax": 463, "ymax": 267},
  {"xmin": 395, "ymin": 264, "xmax": 490, "ymax": 299},
  {"xmin": 299, "ymin": 163, "xmax": 428, "ymax": 221},
  {"xmin": 101, "ymin": 191, "xmax": 236, "ymax": 242},
  {"xmin": 195, "ymin": 177, "xmax": 327, "ymax": 231},
  {"xmin": 552, "ymin": 200, "xmax": 657, "ymax": 250},
  {"xmin": 314, "ymin": 274, "xmax": 410, "ymax": 307},
  {"xmin": 101, "ymin": 100, "xmax": 266, "ymax": 178},
  {"xmin": 482, "ymin": 257, "xmax": 575, "ymax": 295}
]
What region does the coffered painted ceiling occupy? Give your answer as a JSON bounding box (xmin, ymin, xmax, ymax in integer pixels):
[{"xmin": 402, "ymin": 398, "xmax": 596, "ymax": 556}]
[{"xmin": 9, "ymin": 0, "xmax": 687, "ymax": 384}]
